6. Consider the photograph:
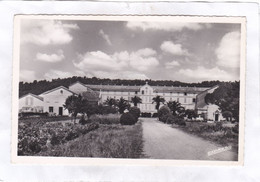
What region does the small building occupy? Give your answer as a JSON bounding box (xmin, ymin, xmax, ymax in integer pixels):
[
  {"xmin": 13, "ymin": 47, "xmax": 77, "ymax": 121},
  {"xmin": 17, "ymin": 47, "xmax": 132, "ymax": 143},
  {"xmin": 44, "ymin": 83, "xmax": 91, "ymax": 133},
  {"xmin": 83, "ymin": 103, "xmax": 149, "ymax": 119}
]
[
  {"xmin": 39, "ymin": 86, "xmax": 75, "ymax": 116},
  {"xmin": 19, "ymin": 93, "xmax": 44, "ymax": 113},
  {"xmin": 195, "ymin": 86, "xmax": 224, "ymax": 121}
]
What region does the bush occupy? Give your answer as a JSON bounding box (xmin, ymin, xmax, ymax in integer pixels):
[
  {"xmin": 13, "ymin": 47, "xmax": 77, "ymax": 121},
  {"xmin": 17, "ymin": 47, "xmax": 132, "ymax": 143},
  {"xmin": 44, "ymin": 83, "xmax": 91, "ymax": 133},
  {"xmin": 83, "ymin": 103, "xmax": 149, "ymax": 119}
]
[
  {"xmin": 176, "ymin": 118, "xmax": 186, "ymax": 126},
  {"xmin": 79, "ymin": 115, "xmax": 89, "ymax": 125},
  {"xmin": 152, "ymin": 113, "xmax": 158, "ymax": 118},
  {"xmin": 129, "ymin": 107, "xmax": 141, "ymax": 123},
  {"xmin": 120, "ymin": 113, "xmax": 136, "ymax": 125},
  {"xmin": 89, "ymin": 114, "xmax": 120, "ymax": 124},
  {"xmin": 158, "ymin": 106, "xmax": 171, "ymax": 123},
  {"xmin": 97, "ymin": 105, "xmax": 118, "ymax": 115},
  {"xmin": 141, "ymin": 112, "xmax": 152, "ymax": 117},
  {"xmin": 166, "ymin": 114, "xmax": 176, "ymax": 124},
  {"xmin": 232, "ymin": 124, "xmax": 239, "ymax": 134}
]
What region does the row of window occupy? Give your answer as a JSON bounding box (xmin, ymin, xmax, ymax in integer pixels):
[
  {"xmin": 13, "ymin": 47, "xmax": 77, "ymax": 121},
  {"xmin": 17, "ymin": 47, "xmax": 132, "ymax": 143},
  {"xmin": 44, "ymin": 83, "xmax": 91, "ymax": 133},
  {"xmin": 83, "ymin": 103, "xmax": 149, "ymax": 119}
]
[
  {"xmin": 103, "ymin": 91, "xmax": 195, "ymax": 96},
  {"xmin": 102, "ymin": 96, "xmax": 196, "ymax": 103}
]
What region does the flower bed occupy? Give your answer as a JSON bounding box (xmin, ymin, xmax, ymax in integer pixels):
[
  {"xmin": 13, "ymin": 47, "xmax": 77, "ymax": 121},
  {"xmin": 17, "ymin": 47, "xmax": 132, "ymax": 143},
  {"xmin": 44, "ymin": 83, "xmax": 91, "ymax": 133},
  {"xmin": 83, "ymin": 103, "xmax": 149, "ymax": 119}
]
[{"xmin": 18, "ymin": 120, "xmax": 99, "ymax": 156}]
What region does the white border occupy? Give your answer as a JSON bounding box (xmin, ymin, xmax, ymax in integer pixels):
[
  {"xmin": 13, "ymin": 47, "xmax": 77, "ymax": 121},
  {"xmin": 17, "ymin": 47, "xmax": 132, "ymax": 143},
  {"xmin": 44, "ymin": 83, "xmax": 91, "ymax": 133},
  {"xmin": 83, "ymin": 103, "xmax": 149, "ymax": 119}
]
[{"xmin": 12, "ymin": 15, "xmax": 246, "ymax": 166}]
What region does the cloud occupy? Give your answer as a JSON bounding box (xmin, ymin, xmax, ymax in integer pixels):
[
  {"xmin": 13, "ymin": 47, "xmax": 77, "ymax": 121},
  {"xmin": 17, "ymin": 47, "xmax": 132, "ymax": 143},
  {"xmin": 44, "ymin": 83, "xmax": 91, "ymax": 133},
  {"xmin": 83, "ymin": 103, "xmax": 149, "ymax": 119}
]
[
  {"xmin": 36, "ymin": 49, "xmax": 64, "ymax": 62},
  {"xmin": 216, "ymin": 31, "xmax": 240, "ymax": 68},
  {"xmin": 99, "ymin": 29, "xmax": 112, "ymax": 45},
  {"xmin": 178, "ymin": 66, "xmax": 238, "ymax": 82},
  {"xmin": 160, "ymin": 41, "xmax": 188, "ymax": 56},
  {"xmin": 165, "ymin": 61, "xmax": 180, "ymax": 69},
  {"xmin": 20, "ymin": 70, "xmax": 36, "ymax": 82},
  {"xmin": 73, "ymin": 48, "xmax": 159, "ymax": 73},
  {"xmin": 126, "ymin": 22, "xmax": 208, "ymax": 32},
  {"xmin": 44, "ymin": 70, "xmax": 74, "ymax": 80},
  {"xmin": 21, "ymin": 20, "xmax": 79, "ymax": 45}
]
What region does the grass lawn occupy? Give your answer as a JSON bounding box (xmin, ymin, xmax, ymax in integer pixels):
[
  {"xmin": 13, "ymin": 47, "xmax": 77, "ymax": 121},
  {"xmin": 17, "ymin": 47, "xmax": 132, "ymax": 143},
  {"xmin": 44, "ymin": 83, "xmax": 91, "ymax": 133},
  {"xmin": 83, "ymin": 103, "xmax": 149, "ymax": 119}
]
[
  {"xmin": 37, "ymin": 122, "xmax": 144, "ymax": 158},
  {"xmin": 173, "ymin": 121, "xmax": 239, "ymax": 152}
]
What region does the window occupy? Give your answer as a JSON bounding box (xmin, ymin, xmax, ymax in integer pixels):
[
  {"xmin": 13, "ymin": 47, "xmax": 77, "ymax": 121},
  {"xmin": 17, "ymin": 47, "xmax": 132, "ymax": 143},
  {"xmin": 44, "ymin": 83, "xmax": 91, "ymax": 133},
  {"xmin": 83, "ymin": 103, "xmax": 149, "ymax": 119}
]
[
  {"xmin": 184, "ymin": 92, "xmax": 187, "ymax": 96},
  {"xmin": 142, "ymin": 90, "xmax": 144, "ymax": 95},
  {"xmin": 193, "ymin": 98, "xmax": 196, "ymax": 103},
  {"xmin": 49, "ymin": 106, "xmax": 54, "ymax": 113},
  {"xmin": 135, "ymin": 91, "xmax": 138, "ymax": 94},
  {"xmin": 60, "ymin": 90, "xmax": 63, "ymax": 94}
]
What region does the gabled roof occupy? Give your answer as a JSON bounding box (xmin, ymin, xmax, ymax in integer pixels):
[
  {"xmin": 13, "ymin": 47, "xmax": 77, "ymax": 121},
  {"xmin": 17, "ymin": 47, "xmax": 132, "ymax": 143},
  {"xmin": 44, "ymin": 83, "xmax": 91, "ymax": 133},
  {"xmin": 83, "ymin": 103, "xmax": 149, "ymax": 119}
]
[
  {"xmin": 86, "ymin": 84, "xmax": 141, "ymax": 92},
  {"xmin": 40, "ymin": 86, "xmax": 76, "ymax": 95},
  {"xmin": 19, "ymin": 93, "xmax": 44, "ymax": 101},
  {"xmin": 195, "ymin": 85, "xmax": 219, "ymax": 109},
  {"xmin": 69, "ymin": 81, "xmax": 88, "ymax": 88}
]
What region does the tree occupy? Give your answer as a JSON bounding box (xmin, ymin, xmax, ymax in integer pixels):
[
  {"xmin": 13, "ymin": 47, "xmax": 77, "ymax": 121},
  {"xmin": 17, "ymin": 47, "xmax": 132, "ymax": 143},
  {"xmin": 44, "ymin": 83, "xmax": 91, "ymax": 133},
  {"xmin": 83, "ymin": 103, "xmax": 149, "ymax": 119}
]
[
  {"xmin": 152, "ymin": 96, "xmax": 165, "ymax": 111},
  {"xmin": 64, "ymin": 94, "xmax": 97, "ymax": 123},
  {"xmin": 63, "ymin": 95, "xmax": 83, "ymax": 123},
  {"xmin": 185, "ymin": 109, "xmax": 198, "ymax": 119},
  {"xmin": 131, "ymin": 96, "xmax": 142, "ymax": 106},
  {"xmin": 116, "ymin": 97, "xmax": 130, "ymax": 114},
  {"xmin": 222, "ymin": 111, "xmax": 233, "ymax": 121},
  {"xmin": 104, "ymin": 97, "xmax": 117, "ymax": 107},
  {"xmin": 205, "ymin": 82, "xmax": 240, "ymax": 122},
  {"xmin": 167, "ymin": 101, "xmax": 185, "ymax": 117}
]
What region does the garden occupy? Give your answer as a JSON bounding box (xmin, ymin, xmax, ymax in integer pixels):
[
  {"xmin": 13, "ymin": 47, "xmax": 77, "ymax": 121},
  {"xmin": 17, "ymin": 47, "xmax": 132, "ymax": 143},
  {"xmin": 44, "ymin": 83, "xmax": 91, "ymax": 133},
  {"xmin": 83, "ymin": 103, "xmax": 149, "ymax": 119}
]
[{"xmin": 18, "ymin": 97, "xmax": 144, "ymax": 158}]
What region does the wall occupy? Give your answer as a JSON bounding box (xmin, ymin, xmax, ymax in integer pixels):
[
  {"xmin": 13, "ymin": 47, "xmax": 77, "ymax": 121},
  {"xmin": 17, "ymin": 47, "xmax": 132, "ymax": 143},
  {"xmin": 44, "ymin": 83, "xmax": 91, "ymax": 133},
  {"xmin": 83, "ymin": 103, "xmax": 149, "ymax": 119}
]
[
  {"xmin": 19, "ymin": 95, "xmax": 44, "ymax": 113},
  {"xmin": 41, "ymin": 88, "xmax": 73, "ymax": 116}
]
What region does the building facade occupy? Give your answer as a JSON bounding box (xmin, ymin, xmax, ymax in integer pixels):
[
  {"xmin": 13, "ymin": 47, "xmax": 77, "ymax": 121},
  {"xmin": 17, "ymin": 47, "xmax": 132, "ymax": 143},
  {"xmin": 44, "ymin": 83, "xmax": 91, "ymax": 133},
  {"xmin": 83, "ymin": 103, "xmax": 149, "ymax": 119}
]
[{"xmin": 19, "ymin": 81, "xmax": 222, "ymax": 121}]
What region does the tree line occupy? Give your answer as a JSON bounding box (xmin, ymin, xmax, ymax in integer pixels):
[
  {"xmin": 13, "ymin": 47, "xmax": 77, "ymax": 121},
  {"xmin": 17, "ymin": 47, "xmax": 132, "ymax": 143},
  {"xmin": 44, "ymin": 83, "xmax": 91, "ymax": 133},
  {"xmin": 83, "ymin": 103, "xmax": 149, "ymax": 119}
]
[{"xmin": 19, "ymin": 76, "xmax": 222, "ymax": 97}]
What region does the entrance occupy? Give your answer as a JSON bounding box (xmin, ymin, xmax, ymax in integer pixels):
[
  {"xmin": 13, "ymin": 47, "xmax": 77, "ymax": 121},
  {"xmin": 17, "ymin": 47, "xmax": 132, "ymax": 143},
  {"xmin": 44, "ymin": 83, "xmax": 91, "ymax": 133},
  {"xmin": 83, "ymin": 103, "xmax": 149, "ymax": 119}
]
[
  {"xmin": 59, "ymin": 107, "xmax": 63, "ymax": 116},
  {"xmin": 215, "ymin": 113, "xmax": 219, "ymax": 121}
]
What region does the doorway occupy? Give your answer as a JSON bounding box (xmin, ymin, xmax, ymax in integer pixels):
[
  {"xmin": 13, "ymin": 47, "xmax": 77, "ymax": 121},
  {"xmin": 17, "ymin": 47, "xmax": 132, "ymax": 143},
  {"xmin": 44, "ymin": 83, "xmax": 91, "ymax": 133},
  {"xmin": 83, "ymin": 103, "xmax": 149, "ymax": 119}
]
[{"xmin": 59, "ymin": 107, "xmax": 63, "ymax": 116}]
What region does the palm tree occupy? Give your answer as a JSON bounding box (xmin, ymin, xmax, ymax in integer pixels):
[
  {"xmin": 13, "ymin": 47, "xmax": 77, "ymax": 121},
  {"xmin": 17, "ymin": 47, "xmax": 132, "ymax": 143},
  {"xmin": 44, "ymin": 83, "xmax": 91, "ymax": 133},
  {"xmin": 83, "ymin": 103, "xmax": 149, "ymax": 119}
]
[
  {"xmin": 117, "ymin": 97, "xmax": 130, "ymax": 114},
  {"xmin": 152, "ymin": 96, "xmax": 165, "ymax": 111},
  {"xmin": 167, "ymin": 101, "xmax": 185, "ymax": 116},
  {"xmin": 104, "ymin": 97, "xmax": 117, "ymax": 107},
  {"xmin": 131, "ymin": 96, "xmax": 142, "ymax": 106}
]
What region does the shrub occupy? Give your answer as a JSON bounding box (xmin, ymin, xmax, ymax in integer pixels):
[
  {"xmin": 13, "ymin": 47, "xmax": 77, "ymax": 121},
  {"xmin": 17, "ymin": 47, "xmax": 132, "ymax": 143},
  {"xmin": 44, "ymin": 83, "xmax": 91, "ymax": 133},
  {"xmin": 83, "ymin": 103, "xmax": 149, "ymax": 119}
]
[
  {"xmin": 158, "ymin": 106, "xmax": 171, "ymax": 123},
  {"xmin": 79, "ymin": 115, "xmax": 89, "ymax": 125},
  {"xmin": 97, "ymin": 105, "xmax": 118, "ymax": 115},
  {"xmin": 166, "ymin": 114, "xmax": 176, "ymax": 124},
  {"xmin": 176, "ymin": 118, "xmax": 186, "ymax": 126},
  {"xmin": 120, "ymin": 113, "xmax": 136, "ymax": 125},
  {"xmin": 141, "ymin": 112, "xmax": 152, "ymax": 117},
  {"xmin": 129, "ymin": 107, "xmax": 141, "ymax": 123},
  {"xmin": 152, "ymin": 113, "xmax": 158, "ymax": 118},
  {"xmin": 89, "ymin": 114, "xmax": 120, "ymax": 124},
  {"xmin": 232, "ymin": 124, "xmax": 239, "ymax": 134}
]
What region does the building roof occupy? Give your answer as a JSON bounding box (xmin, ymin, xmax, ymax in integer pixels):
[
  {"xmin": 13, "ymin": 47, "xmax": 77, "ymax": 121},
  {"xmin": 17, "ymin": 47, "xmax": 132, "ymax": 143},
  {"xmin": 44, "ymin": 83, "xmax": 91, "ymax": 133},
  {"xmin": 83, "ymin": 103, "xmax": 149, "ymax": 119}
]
[
  {"xmin": 81, "ymin": 91, "xmax": 100, "ymax": 102},
  {"xmin": 85, "ymin": 84, "xmax": 209, "ymax": 93},
  {"xmin": 195, "ymin": 85, "xmax": 219, "ymax": 109},
  {"xmin": 86, "ymin": 84, "xmax": 141, "ymax": 92},
  {"xmin": 40, "ymin": 86, "xmax": 76, "ymax": 95},
  {"xmin": 19, "ymin": 93, "xmax": 44, "ymax": 101}
]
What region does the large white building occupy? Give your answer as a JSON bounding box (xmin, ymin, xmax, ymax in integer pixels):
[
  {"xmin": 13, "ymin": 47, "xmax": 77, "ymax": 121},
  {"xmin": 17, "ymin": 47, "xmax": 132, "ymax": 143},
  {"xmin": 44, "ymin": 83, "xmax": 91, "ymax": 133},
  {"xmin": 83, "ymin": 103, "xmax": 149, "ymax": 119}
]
[{"xmin": 19, "ymin": 81, "xmax": 223, "ymax": 121}]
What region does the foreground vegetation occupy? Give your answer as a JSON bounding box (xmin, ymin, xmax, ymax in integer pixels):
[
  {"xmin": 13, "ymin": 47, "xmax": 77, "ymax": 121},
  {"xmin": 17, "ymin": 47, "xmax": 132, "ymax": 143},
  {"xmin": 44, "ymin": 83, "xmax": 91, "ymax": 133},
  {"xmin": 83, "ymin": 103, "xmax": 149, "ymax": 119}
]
[
  {"xmin": 18, "ymin": 113, "xmax": 144, "ymax": 158},
  {"xmin": 155, "ymin": 105, "xmax": 239, "ymax": 152},
  {"xmin": 38, "ymin": 122, "xmax": 144, "ymax": 158},
  {"xmin": 174, "ymin": 121, "xmax": 239, "ymax": 151}
]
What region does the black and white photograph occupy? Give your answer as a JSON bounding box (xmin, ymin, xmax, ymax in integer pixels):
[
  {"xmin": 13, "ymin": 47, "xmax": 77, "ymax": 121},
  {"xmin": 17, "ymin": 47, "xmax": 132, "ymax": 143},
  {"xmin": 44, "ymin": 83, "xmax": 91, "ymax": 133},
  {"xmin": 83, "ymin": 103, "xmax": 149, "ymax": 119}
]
[{"xmin": 12, "ymin": 15, "xmax": 246, "ymax": 164}]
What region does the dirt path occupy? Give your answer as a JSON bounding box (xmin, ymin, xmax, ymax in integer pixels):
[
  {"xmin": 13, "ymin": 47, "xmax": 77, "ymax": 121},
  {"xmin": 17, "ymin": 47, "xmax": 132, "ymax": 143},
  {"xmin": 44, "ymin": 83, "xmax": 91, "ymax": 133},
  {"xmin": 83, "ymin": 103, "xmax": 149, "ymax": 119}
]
[{"xmin": 142, "ymin": 118, "xmax": 238, "ymax": 161}]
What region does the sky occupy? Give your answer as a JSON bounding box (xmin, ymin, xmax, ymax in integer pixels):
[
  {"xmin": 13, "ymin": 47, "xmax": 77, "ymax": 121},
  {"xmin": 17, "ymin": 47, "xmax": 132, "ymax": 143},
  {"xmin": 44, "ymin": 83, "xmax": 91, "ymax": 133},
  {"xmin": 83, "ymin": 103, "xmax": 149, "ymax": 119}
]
[{"xmin": 19, "ymin": 18, "xmax": 241, "ymax": 83}]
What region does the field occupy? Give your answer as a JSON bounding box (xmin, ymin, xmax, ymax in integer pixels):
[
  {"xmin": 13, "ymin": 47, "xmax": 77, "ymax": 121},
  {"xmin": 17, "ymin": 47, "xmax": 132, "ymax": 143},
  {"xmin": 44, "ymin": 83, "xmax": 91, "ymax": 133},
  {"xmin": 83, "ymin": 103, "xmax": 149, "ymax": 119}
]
[{"xmin": 18, "ymin": 114, "xmax": 144, "ymax": 158}]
